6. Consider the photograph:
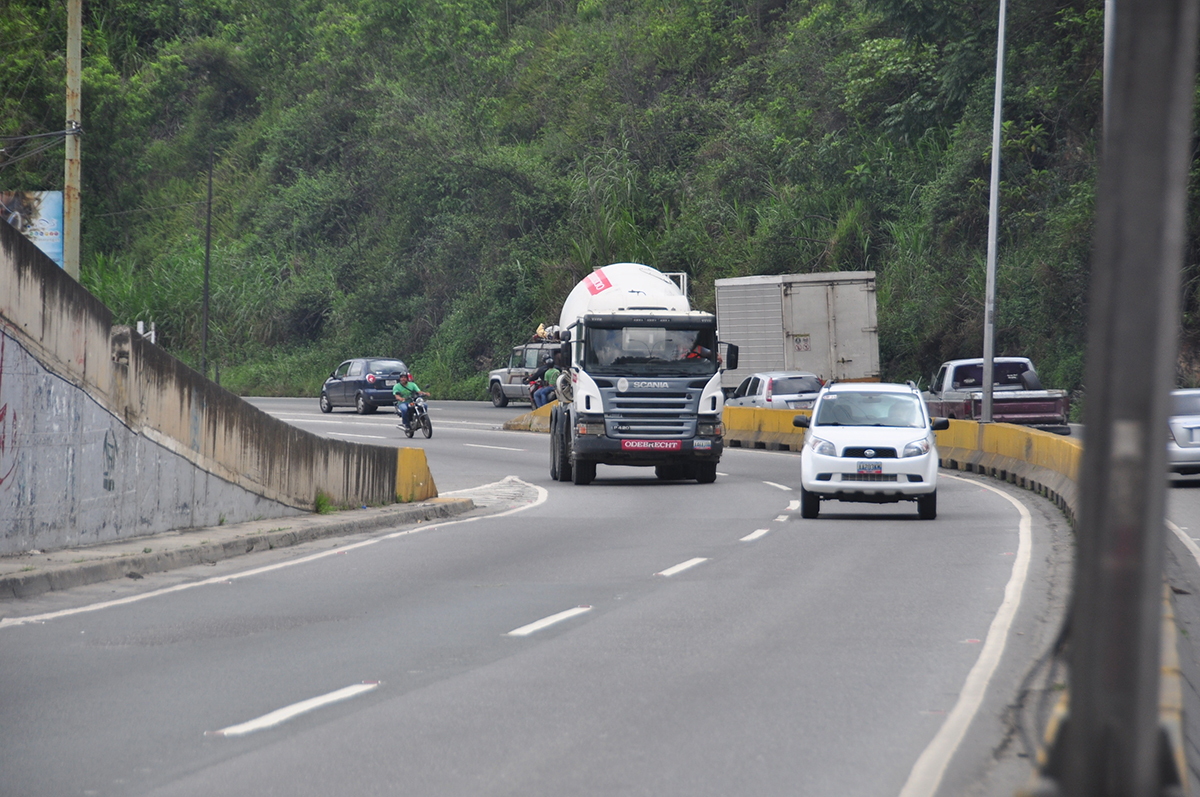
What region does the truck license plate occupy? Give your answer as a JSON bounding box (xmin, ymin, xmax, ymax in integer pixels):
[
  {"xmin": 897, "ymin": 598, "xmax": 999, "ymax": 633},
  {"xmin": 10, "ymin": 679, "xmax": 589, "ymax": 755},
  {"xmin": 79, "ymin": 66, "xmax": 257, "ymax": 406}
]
[{"xmin": 857, "ymin": 461, "xmax": 883, "ymax": 474}]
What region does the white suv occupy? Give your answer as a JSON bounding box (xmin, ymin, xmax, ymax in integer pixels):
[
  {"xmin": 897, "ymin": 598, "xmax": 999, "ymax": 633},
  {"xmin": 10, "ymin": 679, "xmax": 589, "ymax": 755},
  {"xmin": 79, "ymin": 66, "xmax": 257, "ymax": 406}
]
[{"xmin": 792, "ymin": 382, "xmax": 948, "ymax": 519}]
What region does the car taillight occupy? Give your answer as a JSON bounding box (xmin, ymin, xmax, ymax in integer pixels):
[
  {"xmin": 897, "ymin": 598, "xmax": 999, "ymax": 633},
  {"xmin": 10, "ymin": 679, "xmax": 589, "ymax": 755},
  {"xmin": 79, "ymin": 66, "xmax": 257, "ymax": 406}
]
[
  {"xmin": 366, "ymin": 373, "xmax": 376, "ymax": 384},
  {"xmin": 765, "ymin": 379, "xmax": 773, "ymax": 402}
]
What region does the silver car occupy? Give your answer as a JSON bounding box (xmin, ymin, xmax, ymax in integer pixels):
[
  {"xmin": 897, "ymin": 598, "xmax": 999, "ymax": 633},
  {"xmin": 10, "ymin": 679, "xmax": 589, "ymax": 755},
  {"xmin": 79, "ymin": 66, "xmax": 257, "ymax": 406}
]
[
  {"xmin": 1169, "ymin": 389, "xmax": 1200, "ymax": 475},
  {"xmin": 725, "ymin": 371, "xmax": 823, "ymax": 409}
]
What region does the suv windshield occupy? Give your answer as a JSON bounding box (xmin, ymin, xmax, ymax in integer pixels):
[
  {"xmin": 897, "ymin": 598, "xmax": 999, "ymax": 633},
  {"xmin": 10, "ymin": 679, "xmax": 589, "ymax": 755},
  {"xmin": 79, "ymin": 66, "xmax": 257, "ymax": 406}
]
[
  {"xmin": 367, "ymin": 360, "xmax": 406, "ymax": 373},
  {"xmin": 582, "ymin": 324, "xmax": 719, "ymax": 377},
  {"xmin": 814, "ymin": 392, "xmax": 925, "ymax": 428},
  {"xmin": 1173, "ymin": 392, "xmax": 1200, "ymax": 416},
  {"xmin": 773, "ymin": 376, "xmax": 822, "ymax": 394}
]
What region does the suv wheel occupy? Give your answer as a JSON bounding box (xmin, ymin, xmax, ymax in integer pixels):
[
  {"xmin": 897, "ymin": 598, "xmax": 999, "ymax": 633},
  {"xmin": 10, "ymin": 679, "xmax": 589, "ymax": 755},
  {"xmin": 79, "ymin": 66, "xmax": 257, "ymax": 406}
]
[
  {"xmin": 491, "ymin": 382, "xmax": 508, "ymax": 408},
  {"xmin": 800, "ymin": 486, "xmax": 820, "ymax": 519},
  {"xmin": 917, "ymin": 491, "xmax": 937, "ymax": 520}
]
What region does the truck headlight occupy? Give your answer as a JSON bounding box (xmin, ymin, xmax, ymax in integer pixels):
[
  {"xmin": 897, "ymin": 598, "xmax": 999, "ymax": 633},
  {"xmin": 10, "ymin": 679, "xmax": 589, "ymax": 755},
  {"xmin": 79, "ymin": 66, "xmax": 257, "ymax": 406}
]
[
  {"xmin": 903, "ymin": 438, "xmax": 932, "ymax": 457},
  {"xmin": 697, "ymin": 421, "xmax": 723, "ymax": 436},
  {"xmin": 576, "ymin": 421, "xmax": 605, "ymax": 436},
  {"xmin": 810, "ymin": 437, "xmax": 836, "ymax": 456}
]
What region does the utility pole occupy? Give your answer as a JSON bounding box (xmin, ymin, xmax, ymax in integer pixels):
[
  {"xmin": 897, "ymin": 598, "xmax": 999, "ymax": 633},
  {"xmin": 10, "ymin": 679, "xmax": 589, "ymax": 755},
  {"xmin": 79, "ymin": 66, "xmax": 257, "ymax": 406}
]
[
  {"xmin": 201, "ymin": 145, "xmax": 213, "ymax": 380},
  {"xmin": 1061, "ymin": 0, "xmax": 1199, "ymax": 793},
  {"xmin": 981, "ymin": 0, "xmax": 1007, "ymax": 424},
  {"xmin": 63, "ymin": 0, "xmax": 81, "ymax": 280}
]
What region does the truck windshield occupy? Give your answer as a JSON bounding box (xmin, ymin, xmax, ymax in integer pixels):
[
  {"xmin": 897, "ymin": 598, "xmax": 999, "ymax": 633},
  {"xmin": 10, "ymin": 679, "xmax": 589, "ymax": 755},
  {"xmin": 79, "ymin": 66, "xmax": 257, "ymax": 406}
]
[{"xmin": 583, "ymin": 325, "xmax": 720, "ymax": 376}]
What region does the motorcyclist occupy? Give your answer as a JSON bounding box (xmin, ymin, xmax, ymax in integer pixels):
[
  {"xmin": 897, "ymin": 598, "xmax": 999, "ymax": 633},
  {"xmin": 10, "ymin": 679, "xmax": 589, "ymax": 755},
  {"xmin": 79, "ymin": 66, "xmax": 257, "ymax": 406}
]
[
  {"xmin": 533, "ymin": 355, "xmax": 562, "ymax": 408},
  {"xmin": 393, "ymin": 371, "xmax": 429, "ymax": 431},
  {"xmin": 527, "ymin": 355, "xmax": 554, "ymax": 405}
]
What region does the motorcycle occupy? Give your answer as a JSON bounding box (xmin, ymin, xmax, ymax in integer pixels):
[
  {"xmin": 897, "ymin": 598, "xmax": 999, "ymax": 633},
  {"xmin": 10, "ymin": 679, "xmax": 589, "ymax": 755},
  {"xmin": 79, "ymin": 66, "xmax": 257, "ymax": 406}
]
[{"xmin": 396, "ymin": 396, "xmax": 433, "ymax": 439}]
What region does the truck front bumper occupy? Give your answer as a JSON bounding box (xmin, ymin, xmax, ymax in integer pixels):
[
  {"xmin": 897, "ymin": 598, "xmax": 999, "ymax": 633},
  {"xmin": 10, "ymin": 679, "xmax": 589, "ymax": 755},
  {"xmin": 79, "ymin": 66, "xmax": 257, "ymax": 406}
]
[{"xmin": 573, "ymin": 435, "xmax": 723, "ymax": 465}]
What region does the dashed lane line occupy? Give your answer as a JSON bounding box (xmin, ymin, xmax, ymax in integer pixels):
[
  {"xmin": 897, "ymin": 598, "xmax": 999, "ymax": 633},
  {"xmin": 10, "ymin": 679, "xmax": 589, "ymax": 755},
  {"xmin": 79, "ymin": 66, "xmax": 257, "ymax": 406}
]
[
  {"xmin": 740, "ymin": 529, "xmax": 770, "ymax": 542},
  {"xmin": 655, "ymin": 558, "xmax": 708, "ymax": 577},
  {"xmin": 206, "ymin": 682, "xmax": 379, "ymax": 738},
  {"xmin": 507, "ymin": 606, "xmax": 593, "ymax": 637}
]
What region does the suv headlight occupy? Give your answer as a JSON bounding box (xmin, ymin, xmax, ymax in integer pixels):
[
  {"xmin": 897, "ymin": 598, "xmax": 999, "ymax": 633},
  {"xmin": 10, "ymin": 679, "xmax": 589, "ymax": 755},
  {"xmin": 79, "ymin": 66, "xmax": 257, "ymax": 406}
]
[
  {"xmin": 810, "ymin": 437, "xmax": 836, "ymax": 456},
  {"xmin": 903, "ymin": 438, "xmax": 932, "ymax": 458}
]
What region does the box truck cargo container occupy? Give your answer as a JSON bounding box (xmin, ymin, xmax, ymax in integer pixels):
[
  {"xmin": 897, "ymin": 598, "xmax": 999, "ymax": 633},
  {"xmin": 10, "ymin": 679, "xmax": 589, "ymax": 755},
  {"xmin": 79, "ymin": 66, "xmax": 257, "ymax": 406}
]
[{"xmin": 714, "ymin": 272, "xmax": 879, "ymax": 390}]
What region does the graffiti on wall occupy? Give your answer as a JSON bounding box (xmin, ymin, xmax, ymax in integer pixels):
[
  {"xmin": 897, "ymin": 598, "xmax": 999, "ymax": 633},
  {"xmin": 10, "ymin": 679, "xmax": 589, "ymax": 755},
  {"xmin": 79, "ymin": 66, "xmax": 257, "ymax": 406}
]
[{"xmin": 0, "ymin": 333, "xmax": 17, "ymax": 490}]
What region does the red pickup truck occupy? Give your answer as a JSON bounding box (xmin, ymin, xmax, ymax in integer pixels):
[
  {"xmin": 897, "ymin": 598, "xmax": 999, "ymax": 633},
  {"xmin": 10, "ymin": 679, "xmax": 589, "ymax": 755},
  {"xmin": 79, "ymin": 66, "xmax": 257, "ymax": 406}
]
[{"xmin": 922, "ymin": 357, "xmax": 1071, "ymax": 433}]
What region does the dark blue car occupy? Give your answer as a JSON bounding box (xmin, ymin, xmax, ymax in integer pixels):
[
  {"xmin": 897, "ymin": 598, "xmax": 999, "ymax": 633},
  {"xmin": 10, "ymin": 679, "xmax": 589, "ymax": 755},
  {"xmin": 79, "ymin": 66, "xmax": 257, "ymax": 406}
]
[{"xmin": 319, "ymin": 357, "xmax": 408, "ymax": 414}]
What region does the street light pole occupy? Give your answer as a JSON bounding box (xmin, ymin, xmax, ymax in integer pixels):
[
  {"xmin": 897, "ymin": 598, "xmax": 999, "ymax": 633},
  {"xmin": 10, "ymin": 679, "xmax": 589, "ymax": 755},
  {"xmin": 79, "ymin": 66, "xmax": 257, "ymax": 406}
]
[
  {"xmin": 63, "ymin": 0, "xmax": 81, "ymax": 281},
  {"xmin": 982, "ymin": 0, "xmax": 1007, "ymax": 424}
]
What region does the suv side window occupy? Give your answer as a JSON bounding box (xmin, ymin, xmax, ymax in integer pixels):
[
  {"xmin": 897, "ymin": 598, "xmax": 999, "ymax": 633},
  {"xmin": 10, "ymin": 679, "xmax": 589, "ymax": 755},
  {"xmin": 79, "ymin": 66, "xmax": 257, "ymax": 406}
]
[
  {"xmin": 348, "ymin": 361, "xmax": 364, "ymax": 377},
  {"xmin": 524, "ymin": 348, "xmax": 541, "ymax": 369},
  {"xmin": 509, "ymin": 349, "xmax": 521, "ymax": 369},
  {"xmin": 334, "ymin": 362, "xmax": 351, "ymax": 378}
]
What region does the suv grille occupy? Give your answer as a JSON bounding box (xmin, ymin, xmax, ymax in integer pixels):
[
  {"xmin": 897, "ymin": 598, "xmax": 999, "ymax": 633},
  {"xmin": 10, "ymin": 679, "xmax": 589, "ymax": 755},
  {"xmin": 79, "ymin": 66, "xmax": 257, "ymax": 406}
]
[{"xmin": 842, "ymin": 447, "xmax": 898, "ymax": 459}]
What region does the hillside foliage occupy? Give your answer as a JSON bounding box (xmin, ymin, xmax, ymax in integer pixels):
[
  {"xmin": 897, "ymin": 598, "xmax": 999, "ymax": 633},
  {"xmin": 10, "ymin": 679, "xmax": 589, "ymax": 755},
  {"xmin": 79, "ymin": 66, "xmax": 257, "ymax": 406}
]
[{"xmin": 3, "ymin": 0, "xmax": 1197, "ymax": 402}]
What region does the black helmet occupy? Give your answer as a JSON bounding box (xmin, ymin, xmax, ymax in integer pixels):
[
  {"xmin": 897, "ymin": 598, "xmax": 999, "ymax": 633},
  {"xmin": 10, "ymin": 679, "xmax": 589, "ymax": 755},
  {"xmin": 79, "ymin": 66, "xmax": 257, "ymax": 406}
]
[{"xmin": 544, "ymin": 355, "xmax": 554, "ymax": 364}]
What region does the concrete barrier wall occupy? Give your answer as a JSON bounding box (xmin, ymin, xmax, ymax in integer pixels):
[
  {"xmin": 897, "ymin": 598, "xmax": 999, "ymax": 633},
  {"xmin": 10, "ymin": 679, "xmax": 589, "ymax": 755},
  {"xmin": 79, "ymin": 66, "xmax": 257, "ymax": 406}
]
[{"xmin": 0, "ymin": 221, "xmax": 406, "ymax": 555}]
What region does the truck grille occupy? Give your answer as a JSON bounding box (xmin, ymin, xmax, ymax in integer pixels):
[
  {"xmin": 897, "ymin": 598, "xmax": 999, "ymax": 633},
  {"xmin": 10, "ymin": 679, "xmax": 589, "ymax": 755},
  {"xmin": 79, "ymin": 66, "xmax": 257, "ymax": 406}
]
[{"xmin": 603, "ymin": 390, "xmax": 697, "ymax": 438}]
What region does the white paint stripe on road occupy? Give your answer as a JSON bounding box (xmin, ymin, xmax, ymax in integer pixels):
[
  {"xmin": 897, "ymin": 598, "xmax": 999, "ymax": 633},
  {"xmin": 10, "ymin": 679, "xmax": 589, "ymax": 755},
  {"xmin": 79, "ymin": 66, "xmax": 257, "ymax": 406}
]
[
  {"xmin": 0, "ymin": 477, "xmax": 549, "ymax": 630},
  {"xmin": 763, "ymin": 481, "xmax": 793, "ymax": 492},
  {"xmin": 774, "ymin": 515, "xmax": 788, "ymax": 522},
  {"xmin": 464, "ymin": 443, "xmax": 526, "ymax": 452},
  {"xmin": 740, "ymin": 529, "xmax": 770, "ymax": 542},
  {"xmin": 656, "ymin": 557, "xmax": 708, "ymax": 577},
  {"xmin": 898, "ymin": 473, "xmax": 1033, "ymax": 797},
  {"xmin": 507, "ymin": 606, "xmax": 592, "ymax": 637},
  {"xmin": 1168, "ymin": 520, "xmax": 1200, "ymax": 566},
  {"xmin": 328, "ymin": 432, "xmax": 390, "ymax": 440},
  {"xmin": 208, "ymin": 682, "xmax": 378, "ymax": 738},
  {"xmin": 788, "ymin": 500, "xmax": 800, "ymax": 511}
]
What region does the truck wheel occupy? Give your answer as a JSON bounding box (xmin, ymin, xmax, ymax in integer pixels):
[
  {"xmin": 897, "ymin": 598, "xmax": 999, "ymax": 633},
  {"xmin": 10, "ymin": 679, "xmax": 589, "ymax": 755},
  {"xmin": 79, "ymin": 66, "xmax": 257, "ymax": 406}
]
[
  {"xmin": 694, "ymin": 461, "xmax": 717, "ymax": 484},
  {"xmin": 490, "ymin": 382, "xmax": 508, "ymax": 408},
  {"xmin": 800, "ymin": 486, "xmax": 820, "ymax": 519},
  {"xmin": 917, "ymin": 491, "xmax": 937, "ymax": 520},
  {"xmin": 572, "ymin": 459, "xmax": 595, "ymax": 485},
  {"xmin": 555, "ymin": 409, "xmax": 572, "ymax": 482},
  {"xmin": 549, "ymin": 416, "xmax": 561, "ymax": 480}
]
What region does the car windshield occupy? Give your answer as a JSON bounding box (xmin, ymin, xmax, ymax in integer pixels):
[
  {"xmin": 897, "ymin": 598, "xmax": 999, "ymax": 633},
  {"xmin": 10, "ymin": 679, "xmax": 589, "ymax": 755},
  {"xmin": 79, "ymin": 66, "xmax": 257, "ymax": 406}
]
[
  {"xmin": 367, "ymin": 359, "xmax": 406, "ymax": 374},
  {"xmin": 582, "ymin": 324, "xmax": 719, "ymax": 376},
  {"xmin": 773, "ymin": 376, "xmax": 822, "ymax": 394},
  {"xmin": 814, "ymin": 392, "xmax": 925, "ymax": 428},
  {"xmin": 1173, "ymin": 392, "xmax": 1200, "ymax": 415}
]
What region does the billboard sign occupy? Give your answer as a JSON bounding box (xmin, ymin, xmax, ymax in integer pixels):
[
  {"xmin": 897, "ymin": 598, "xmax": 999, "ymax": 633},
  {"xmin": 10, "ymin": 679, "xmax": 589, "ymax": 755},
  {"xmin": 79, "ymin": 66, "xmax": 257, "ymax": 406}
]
[{"xmin": 1, "ymin": 191, "xmax": 63, "ymax": 268}]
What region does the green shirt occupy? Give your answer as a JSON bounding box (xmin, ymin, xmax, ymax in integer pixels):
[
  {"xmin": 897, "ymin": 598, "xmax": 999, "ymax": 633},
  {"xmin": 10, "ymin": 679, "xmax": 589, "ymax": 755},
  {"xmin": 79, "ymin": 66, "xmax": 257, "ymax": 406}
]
[
  {"xmin": 543, "ymin": 367, "xmax": 561, "ymax": 385},
  {"xmin": 393, "ymin": 381, "xmax": 422, "ymax": 400}
]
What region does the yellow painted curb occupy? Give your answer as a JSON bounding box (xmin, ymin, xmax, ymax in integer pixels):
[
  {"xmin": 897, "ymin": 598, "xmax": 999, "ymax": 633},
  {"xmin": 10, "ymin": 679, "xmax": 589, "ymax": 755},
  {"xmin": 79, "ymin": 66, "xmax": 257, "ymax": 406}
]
[
  {"xmin": 396, "ymin": 447, "xmax": 438, "ymax": 502},
  {"xmin": 502, "ymin": 401, "xmax": 555, "ymax": 433}
]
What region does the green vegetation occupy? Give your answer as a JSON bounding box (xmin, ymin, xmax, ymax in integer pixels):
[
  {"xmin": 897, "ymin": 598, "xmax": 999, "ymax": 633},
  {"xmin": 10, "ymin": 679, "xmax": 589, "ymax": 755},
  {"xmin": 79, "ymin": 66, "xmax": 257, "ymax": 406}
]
[{"xmin": 3, "ymin": 0, "xmax": 1196, "ymax": 397}]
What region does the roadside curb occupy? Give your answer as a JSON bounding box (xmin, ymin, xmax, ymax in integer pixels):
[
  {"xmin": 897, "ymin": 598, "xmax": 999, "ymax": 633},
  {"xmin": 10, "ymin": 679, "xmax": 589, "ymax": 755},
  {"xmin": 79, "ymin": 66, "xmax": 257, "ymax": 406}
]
[
  {"xmin": 502, "ymin": 402, "xmax": 554, "ymax": 432},
  {"xmin": 0, "ymin": 497, "xmax": 474, "ymax": 601}
]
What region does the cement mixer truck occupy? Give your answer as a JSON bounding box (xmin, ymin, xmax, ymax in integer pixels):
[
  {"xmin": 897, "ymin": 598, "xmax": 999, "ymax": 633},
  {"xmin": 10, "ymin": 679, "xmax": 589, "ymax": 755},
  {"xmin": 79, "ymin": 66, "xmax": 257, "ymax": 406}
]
[{"xmin": 548, "ymin": 263, "xmax": 739, "ymax": 484}]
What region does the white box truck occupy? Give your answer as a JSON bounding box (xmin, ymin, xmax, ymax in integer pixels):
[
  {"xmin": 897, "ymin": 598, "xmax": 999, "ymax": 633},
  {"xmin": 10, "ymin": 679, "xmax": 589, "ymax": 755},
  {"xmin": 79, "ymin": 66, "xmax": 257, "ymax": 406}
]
[{"xmin": 714, "ymin": 271, "xmax": 879, "ymax": 390}]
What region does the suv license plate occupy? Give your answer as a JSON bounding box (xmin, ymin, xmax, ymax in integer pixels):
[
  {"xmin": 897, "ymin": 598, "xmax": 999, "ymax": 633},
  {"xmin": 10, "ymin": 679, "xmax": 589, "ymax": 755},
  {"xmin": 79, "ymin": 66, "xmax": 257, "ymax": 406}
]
[
  {"xmin": 386, "ymin": 380, "xmax": 396, "ymax": 387},
  {"xmin": 857, "ymin": 461, "xmax": 883, "ymax": 474}
]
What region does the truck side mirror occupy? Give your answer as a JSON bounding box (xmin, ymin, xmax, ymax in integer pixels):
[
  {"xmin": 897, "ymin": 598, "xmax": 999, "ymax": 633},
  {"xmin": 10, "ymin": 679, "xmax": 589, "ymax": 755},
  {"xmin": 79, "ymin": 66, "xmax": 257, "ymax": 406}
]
[
  {"xmin": 725, "ymin": 343, "xmax": 739, "ymax": 370},
  {"xmin": 560, "ymin": 341, "xmax": 571, "ymax": 364}
]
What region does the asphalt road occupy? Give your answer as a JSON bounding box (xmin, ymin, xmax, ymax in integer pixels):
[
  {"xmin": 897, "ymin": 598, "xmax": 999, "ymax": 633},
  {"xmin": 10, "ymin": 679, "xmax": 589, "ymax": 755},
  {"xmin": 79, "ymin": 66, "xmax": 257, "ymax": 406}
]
[{"xmin": 0, "ymin": 400, "xmax": 1075, "ymax": 797}]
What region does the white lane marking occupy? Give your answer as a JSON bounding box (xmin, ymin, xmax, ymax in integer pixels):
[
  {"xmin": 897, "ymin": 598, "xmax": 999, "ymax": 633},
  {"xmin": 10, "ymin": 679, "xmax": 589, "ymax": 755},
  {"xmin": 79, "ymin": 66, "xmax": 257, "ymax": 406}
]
[
  {"xmin": 741, "ymin": 529, "xmax": 770, "ymax": 542},
  {"xmin": 328, "ymin": 432, "xmax": 390, "ymax": 440},
  {"xmin": 507, "ymin": 606, "xmax": 592, "ymax": 637},
  {"xmin": 1168, "ymin": 520, "xmax": 1200, "ymax": 566},
  {"xmin": 464, "ymin": 443, "xmax": 525, "ymax": 452},
  {"xmin": 774, "ymin": 515, "xmax": 789, "ymax": 523},
  {"xmin": 1, "ymin": 477, "xmax": 548, "ymax": 630},
  {"xmin": 716, "ymin": 472, "xmax": 729, "ymax": 477},
  {"xmin": 898, "ymin": 473, "xmax": 1033, "ymax": 797},
  {"xmin": 208, "ymin": 682, "xmax": 378, "ymax": 738},
  {"xmin": 656, "ymin": 557, "xmax": 708, "ymax": 577},
  {"xmin": 787, "ymin": 500, "xmax": 800, "ymax": 511},
  {"xmin": 763, "ymin": 481, "xmax": 793, "ymax": 492}
]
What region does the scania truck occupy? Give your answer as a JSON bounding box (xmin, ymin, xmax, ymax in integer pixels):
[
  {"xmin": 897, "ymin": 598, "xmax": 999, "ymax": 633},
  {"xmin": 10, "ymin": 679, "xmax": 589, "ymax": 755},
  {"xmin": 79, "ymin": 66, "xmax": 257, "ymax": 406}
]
[{"xmin": 549, "ymin": 263, "xmax": 738, "ymax": 484}]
